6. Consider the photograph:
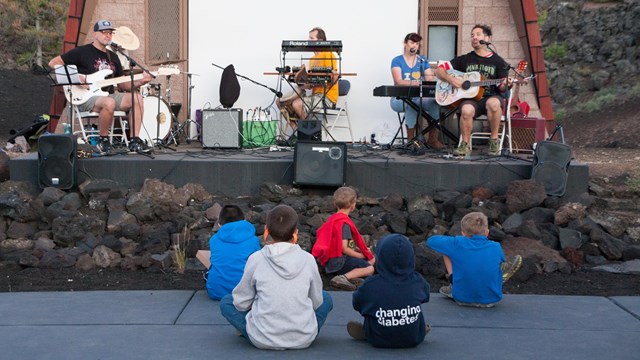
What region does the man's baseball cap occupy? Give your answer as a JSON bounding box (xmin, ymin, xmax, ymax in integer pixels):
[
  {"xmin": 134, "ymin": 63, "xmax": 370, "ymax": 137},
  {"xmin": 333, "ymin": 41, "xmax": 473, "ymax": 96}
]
[{"xmin": 94, "ymin": 20, "xmax": 115, "ymax": 32}]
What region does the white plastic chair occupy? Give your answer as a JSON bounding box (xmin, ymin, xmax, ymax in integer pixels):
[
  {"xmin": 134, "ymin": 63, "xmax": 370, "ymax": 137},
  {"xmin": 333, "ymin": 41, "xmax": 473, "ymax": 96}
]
[
  {"xmin": 463, "ymin": 89, "xmax": 514, "ymax": 154},
  {"xmin": 318, "ymin": 79, "xmax": 354, "ymax": 143},
  {"xmin": 72, "ymin": 106, "xmax": 129, "ymax": 146}
]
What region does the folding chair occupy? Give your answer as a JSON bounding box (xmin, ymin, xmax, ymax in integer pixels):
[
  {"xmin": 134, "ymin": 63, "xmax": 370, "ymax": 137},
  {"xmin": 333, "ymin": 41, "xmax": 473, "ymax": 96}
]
[
  {"xmin": 465, "ymin": 89, "xmax": 514, "ymax": 154},
  {"xmin": 316, "ymin": 79, "xmax": 354, "ymax": 143}
]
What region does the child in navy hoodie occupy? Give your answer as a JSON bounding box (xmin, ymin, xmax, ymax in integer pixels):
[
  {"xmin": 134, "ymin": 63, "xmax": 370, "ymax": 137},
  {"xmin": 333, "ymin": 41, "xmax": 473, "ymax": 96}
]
[
  {"xmin": 349, "ymin": 234, "xmax": 430, "ymax": 348},
  {"xmin": 205, "ymin": 205, "xmax": 260, "ymax": 300}
]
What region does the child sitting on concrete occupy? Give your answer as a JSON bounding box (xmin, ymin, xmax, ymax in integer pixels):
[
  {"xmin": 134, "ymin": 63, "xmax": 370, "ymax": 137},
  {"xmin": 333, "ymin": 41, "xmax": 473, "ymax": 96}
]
[
  {"xmin": 219, "ymin": 204, "xmax": 333, "ymax": 350},
  {"xmin": 205, "ymin": 205, "xmax": 260, "ymax": 300},
  {"xmin": 426, "ymin": 211, "xmax": 522, "ymax": 307},
  {"xmin": 349, "ymin": 234, "xmax": 431, "ymax": 348},
  {"xmin": 313, "ymin": 186, "xmax": 376, "ymax": 291}
]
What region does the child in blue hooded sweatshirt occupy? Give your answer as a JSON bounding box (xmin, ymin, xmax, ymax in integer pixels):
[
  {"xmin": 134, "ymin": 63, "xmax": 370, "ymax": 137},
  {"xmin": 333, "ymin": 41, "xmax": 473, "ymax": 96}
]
[
  {"xmin": 205, "ymin": 205, "xmax": 260, "ymax": 300},
  {"xmin": 349, "ymin": 234, "xmax": 431, "ymax": 348}
]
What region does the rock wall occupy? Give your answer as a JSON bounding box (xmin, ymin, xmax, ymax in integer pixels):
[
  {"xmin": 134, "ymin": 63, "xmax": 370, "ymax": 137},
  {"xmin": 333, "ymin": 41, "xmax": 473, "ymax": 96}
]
[
  {"xmin": 539, "ymin": 0, "xmax": 639, "ymax": 105},
  {"xmin": 1, "ymin": 178, "xmax": 638, "ymax": 278}
]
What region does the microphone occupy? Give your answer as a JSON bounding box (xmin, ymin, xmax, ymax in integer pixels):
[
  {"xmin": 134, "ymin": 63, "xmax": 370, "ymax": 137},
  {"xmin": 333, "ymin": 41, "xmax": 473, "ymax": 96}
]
[
  {"xmin": 479, "ymin": 40, "xmax": 492, "ymax": 45},
  {"xmin": 409, "ymin": 48, "xmax": 417, "ymax": 54},
  {"xmin": 275, "ymin": 66, "xmax": 291, "ymax": 73},
  {"xmin": 108, "ymin": 41, "xmax": 122, "ymax": 49}
]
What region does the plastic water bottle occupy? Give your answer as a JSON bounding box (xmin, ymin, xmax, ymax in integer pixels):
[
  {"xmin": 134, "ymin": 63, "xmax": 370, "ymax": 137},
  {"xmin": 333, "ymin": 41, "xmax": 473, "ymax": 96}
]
[{"xmin": 63, "ymin": 123, "xmax": 71, "ymax": 134}]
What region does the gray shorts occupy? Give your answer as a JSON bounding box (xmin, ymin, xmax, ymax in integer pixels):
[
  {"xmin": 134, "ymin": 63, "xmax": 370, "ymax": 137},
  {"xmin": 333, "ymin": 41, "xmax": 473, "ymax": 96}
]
[{"xmin": 77, "ymin": 92, "xmax": 127, "ymax": 113}]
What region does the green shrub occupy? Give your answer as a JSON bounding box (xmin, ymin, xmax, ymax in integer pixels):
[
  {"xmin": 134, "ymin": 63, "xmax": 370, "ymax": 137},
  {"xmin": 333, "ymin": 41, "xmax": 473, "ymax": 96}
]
[
  {"xmin": 544, "ymin": 43, "xmax": 567, "ymax": 61},
  {"xmin": 538, "ymin": 10, "xmax": 548, "ymax": 27},
  {"xmin": 577, "ymin": 89, "xmax": 617, "ymax": 112},
  {"xmin": 625, "ymin": 175, "xmax": 640, "ymax": 193}
]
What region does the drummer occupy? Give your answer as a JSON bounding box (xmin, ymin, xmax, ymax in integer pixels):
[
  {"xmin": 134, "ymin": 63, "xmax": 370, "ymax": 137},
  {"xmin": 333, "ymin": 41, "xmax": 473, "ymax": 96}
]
[{"xmin": 48, "ymin": 20, "xmax": 152, "ymax": 154}]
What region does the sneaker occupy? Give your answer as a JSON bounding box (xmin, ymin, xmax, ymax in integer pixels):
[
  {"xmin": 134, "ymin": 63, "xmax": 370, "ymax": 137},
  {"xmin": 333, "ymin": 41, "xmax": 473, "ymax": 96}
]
[
  {"xmin": 501, "ymin": 255, "xmax": 523, "ymax": 283},
  {"xmin": 349, "ymin": 277, "xmax": 365, "ymax": 287},
  {"xmin": 439, "ymin": 284, "xmax": 453, "ymax": 299},
  {"xmin": 330, "ymin": 274, "xmax": 356, "ymax": 291},
  {"xmin": 129, "ymin": 137, "xmax": 151, "ymax": 153},
  {"xmin": 347, "ymin": 321, "xmax": 366, "ymax": 340},
  {"xmin": 97, "ymin": 137, "xmax": 114, "ymax": 154},
  {"xmin": 453, "ymin": 141, "xmax": 470, "ymax": 156},
  {"xmin": 488, "ymin": 138, "xmax": 501, "ymax": 156}
]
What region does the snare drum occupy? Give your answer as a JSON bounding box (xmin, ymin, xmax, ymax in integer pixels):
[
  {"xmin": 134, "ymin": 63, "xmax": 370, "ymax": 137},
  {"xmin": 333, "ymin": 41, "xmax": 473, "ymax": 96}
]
[{"xmin": 139, "ymin": 95, "xmax": 172, "ymax": 144}]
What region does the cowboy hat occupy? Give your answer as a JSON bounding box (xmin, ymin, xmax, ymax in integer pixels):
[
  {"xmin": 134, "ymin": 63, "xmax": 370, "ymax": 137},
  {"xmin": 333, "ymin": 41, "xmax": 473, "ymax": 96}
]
[{"xmin": 111, "ymin": 26, "xmax": 140, "ymax": 50}]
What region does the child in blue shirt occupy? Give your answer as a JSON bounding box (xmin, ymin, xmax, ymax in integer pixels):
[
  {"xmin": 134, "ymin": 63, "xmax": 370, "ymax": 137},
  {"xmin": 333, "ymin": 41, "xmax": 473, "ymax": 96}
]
[
  {"xmin": 205, "ymin": 205, "xmax": 260, "ymax": 300},
  {"xmin": 426, "ymin": 212, "xmax": 521, "ymax": 307}
]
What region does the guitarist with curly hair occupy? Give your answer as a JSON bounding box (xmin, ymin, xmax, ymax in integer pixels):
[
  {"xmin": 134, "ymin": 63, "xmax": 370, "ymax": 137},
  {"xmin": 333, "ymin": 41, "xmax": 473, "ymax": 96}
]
[{"xmin": 435, "ymin": 24, "xmax": 511, "ymax": 156}]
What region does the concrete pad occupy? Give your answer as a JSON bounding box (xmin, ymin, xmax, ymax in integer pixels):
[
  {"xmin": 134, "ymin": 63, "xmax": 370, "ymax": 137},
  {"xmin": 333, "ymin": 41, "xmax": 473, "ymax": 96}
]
[
  {"xmin": 610, "ymin": 296, "xmax": 640, "ymax": 319},
  {"xmin": 424, "ymin": 294, "xmax": 640, "ymax": 331},
  {"xmin": 176, "ymin": 290, "xmax": 227, "ymax": 325},
  {"xmin": 0, "ymin": 290, "xmax": 194, "ymax": 325}
]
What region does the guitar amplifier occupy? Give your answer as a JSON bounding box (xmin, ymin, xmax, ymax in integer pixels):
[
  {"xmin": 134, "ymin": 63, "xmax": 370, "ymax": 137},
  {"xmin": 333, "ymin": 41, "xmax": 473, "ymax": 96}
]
[
  {"xmin": 511, "ymin": 117, "xmax": 548, "ymax": 153},
  {"xmin": 201, "ymin": 109, "xmax": 243, "ymax": 148}
]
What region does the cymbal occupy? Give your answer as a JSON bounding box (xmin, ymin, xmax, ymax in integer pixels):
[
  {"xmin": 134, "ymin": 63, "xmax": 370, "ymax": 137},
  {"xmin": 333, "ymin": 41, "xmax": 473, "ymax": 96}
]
[
  {"xmin": 123, "ymin": 68, "xmax": 143, "ymax": 76},
  {"xmin": 154, "ymin": 59, "xmax": 187, "ymax": 66}
]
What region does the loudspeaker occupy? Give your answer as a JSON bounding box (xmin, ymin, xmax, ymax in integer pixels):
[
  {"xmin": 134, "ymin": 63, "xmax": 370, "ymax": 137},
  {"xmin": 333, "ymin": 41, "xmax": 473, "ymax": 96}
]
[
  {"xmin": 38, "ymin": 134, "xmax": 76, "ymax": 189},
  {"xmin": 531, "ymin": 140, "xmax": 572, "ymax": 196},
  {"xmin": 201, "ymin": 109, "xmax": 243, "ymax": 148},
  {"xmin": 297, "ymin": 119, "xmax": 322, "ymax": 141},
  {"xmin": 294, "ymin": 141, "xmax": 346, "ymax": 187}
]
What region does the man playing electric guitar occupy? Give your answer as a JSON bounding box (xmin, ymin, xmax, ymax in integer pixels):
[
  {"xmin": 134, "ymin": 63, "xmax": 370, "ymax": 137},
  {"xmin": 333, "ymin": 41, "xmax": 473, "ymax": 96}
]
[
  {"xmin": 435, "ymin": 24, "xmax": 511, "ymax": 156},
  {"xmin": 49, "ymin": 19, "xmax": 153, "ymax": 154}
]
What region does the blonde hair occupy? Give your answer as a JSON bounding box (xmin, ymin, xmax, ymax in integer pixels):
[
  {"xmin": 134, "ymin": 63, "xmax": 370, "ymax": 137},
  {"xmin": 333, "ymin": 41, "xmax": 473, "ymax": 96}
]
[
  {"xmin": 333, "ymin": 186, "xmax": 356, "ymax": 210},
  {"xmin": 461, "ymin": 212, "xmax": 489, "ymax": 236}
]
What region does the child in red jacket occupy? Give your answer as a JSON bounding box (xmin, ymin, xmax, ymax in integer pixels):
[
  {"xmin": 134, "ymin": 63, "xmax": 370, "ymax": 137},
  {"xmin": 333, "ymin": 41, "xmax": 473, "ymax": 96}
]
[{"xmin": 313, "ymin": 187, "xmax": 375, "ymax": 290}]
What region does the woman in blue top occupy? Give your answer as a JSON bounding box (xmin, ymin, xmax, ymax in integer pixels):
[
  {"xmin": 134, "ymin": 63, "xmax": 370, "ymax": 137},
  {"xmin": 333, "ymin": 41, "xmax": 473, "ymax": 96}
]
[{"xmin": 390, "ymin": 32, "xmax": 443, "ymax": 149}]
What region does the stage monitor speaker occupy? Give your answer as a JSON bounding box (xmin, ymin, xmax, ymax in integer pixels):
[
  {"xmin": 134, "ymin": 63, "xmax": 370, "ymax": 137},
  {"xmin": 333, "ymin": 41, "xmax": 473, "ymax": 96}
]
[
  {"xmin": 38, "ymin": 134, "xmax": 76, "ymax": 189},
  {"xmin": 201, "ymin": 108, "xmax": 242, "ymax": 148},
  {"xmin": 297, "ymin": 119, "xmax": 322, "ymax": 141},
  {"xmin": 531, "ymin": 140, "xmax": 572, "ymax": 196},
  {"xmin": 294, "ymin": 141, "xmax": 346, "ymax": 187}
]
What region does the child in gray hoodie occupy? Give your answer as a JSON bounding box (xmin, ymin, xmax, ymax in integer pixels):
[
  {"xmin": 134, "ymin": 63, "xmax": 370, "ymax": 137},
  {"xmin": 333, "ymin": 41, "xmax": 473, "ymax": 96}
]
[{"xmin": 219, "ymin": 204, "xmax": 333, "ymax": 350}]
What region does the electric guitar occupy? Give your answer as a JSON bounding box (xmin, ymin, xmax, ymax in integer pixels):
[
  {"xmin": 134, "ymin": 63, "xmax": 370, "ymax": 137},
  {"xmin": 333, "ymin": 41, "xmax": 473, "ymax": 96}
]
[
  {"xmin": 64, "ymin": 66, "xmax": 180, "ymax": 105},
  {"xmin": 435, "ymin": 60, "xmax": 528, "ymax": 107}
]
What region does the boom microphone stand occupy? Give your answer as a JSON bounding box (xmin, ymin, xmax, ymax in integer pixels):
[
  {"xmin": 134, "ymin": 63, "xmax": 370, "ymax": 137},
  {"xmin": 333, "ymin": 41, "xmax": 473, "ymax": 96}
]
[
  {"xmin": 211, "ymin": 63, "xmax": 282, "ymax": 98},
  {"xmin": 112, "ymin": 45, "xmax": 156, "ymax": 157}
]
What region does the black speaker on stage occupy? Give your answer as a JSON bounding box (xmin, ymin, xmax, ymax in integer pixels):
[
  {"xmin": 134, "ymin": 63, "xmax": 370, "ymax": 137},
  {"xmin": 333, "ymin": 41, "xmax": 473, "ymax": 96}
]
[
  {"xmin": 531, "ymin": 141, "xmax": 572, "ymax": 196},
  {"xmin": 38, "ymin": 134, "xmax": 76, "ymax": 189},
  {"xmin": 294, "ymin": 141, "xmax": 346, "ymax": 187},
  {"xmin": 297, "ymin": 119, "xmax": 322, "ymax": 141},
  {"xmin": 201, "ymin": 108, "xmax": 242, "ymax": 148}
]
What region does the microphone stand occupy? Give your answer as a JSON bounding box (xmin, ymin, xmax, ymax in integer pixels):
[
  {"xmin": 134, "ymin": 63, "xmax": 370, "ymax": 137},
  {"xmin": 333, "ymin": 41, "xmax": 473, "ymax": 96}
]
[
  {"xmin": 408, "ymin": 55, "xmax": 426, "ymax": 155},
  {"xmin": 113, "ymin": 46, "xmax": 156, "ymax": 157},
  {"xmin": 211, "ymin": 62, "xmax": 282, "ymax": 98}
]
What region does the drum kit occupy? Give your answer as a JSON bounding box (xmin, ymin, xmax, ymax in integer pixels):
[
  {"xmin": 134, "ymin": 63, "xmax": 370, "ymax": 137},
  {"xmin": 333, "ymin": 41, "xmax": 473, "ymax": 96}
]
[{"xmin": 111, "ymin": 26, "xmax": 199, "ymax": 148}]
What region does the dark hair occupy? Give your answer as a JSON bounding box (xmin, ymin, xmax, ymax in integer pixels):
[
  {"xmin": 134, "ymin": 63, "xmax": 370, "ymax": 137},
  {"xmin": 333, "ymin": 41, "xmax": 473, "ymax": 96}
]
[
  {"xmin": 404, "ymin": 32, "xmax": 422, "ymax": 43},
  {"xmin": 266, "ymin": 205, "xmax": 298, "ymax": 242},
  {"xmin": 218, "ymin": 205, "xmax": 244, "ymax": 225},
  {"xmin": 473, "ymin": 24, "xmax": 492, "ymax": 37},
  {"xmin": 310, "ymin": 27, "xmax": 327, "ymax": 41}
]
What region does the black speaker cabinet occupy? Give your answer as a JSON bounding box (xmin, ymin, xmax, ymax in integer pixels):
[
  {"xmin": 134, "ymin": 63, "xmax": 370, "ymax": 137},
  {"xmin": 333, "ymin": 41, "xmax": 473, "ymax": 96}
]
[
  {"xmin": 297, "ymin": 119, "xmax": 322, "ymax": 141},
  {"xmin": 294, "ymin": 141, "xmax": 346, "ymax": 187},
  {"xmin": 201, "ymin": 108, "xmax": 243, "ymax": 148},
  {"xmin": 38, "ymin": 134, "xmax": 76, "ymax": 189},
  {"xmin": 531, "ymin": 141, "xmax": 572, "ymax": 196}
]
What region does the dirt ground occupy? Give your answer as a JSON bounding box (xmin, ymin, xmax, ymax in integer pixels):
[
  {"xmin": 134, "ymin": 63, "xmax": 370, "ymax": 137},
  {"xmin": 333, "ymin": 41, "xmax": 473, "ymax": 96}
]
[{"xmin": 1, "ymin": 69, "xmax": 639, "ymax": 295}]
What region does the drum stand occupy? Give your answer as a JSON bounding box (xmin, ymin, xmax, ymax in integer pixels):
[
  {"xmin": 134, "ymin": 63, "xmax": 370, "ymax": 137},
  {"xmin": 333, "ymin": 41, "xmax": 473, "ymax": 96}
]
[
  {"xmin": 151, "ymin": 80, "xmax": 176, "ymax": 151},
  {"xmin": 166, "ymin": 72, "xmax": 200, "ymax": 144}
]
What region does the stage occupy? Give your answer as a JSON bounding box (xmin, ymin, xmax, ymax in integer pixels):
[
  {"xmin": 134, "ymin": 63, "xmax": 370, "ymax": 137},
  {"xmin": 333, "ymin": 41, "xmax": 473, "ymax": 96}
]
[{"xmin": 9, "ymin": 140, "xmax": 589, "ymax": 198}]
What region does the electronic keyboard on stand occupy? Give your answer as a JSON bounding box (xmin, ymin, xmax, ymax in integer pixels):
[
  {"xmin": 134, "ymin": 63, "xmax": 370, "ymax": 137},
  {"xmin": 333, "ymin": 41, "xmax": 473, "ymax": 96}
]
[
  {"xmin": 281, "ymin": 40, "xmax": 343, "ymax": 53},
  {"xmin": 373, "ymin": 83, "xmax": 459, "ymax": 144}
]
